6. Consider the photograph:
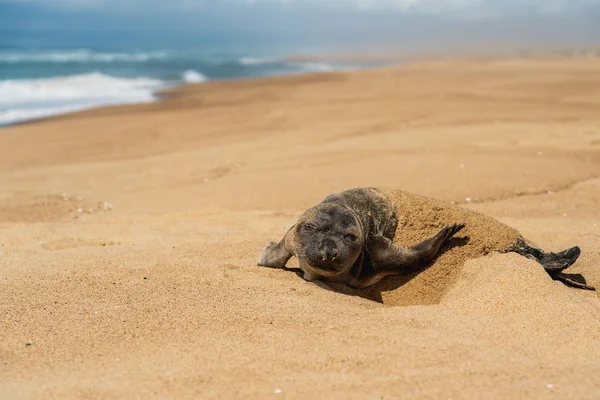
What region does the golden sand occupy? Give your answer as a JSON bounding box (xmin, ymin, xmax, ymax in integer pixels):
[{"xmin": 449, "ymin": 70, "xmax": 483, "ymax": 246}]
[
  {"xmin": 364, "ymin": 190, "xmax": 522, "ymax": 306},
  {"xmin": 1, "ymin": 57, "xmax": 600, "ymax": 399}
]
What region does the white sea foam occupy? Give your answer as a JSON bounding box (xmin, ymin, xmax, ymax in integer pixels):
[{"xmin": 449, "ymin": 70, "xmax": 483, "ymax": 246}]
[
  {"xmin": 0, "ymin": 50, "xmax": 169, "ymax": 63},
  {"xmin": 291, "ymin": 62, "xmax": 336, "ymax": 72},
  {"xmin": 238, "ymin": 56, "xmax": 338, "ymax": 73},
  {"xmin": 0, "ymin": 72, "xmax": 166, "ymax": 125},
  {"xmin": 0, "ymin": 105, "xmax": 98, "ymax": 126},
  {"xmin": 182, "ymin": 70, "xmax": 208, "ymax": 83},
  {"xmin": 0, "ymin": 72, "xmax": 164, "ymax": 106},
  {"xmin": 238, "ymin": 57, "xmax": 279, "ymax": 66}
]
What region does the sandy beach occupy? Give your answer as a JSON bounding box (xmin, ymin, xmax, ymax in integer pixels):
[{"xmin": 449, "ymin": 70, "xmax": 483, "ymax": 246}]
[{"xmin": 1, "ymin": 57, "xmax": 600, "ymax": 399}]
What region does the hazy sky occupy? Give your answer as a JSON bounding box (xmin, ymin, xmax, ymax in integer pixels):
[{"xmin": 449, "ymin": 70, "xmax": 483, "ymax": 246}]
[
  {"xmin": 3, "ymin": 0, "xmax": 600, "ymax": 15},
  {"xmin": 2, "ymin": 0, "xmax": 599, "ymax": 53}
]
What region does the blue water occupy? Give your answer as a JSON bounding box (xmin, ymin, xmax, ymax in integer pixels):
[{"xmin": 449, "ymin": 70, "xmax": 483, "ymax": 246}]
[{"xmin": 0, "ymin": 29, "xmax": 378, "ymax": 126}]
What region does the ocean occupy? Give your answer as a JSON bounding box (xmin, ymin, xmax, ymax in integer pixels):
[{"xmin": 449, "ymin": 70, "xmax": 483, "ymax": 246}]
[{"xmin": 0, "ymin": 30, "xmax": 373, "ymax": 126}]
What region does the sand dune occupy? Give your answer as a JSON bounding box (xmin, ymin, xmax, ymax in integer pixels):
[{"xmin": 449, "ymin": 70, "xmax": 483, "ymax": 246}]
[{"xmin": 1, "ymin": 57, "xmax": 600, "ymax": 399}]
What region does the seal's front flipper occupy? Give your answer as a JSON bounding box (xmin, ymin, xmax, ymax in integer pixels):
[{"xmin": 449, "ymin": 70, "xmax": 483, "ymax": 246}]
[
  {"xmin": 258, "ymin": 226, "xmax": 296, "ymax": 269},
  {"xmin": 367, "ymin": 224, "xmax": 465, "ymax": 271},
  {"xmin": 415, "ymin": 224, "xmax": 466, "ymax": 262},
  {"xmin": 354, "ymin": 224, "xmax": 464, "ymax": 289},
  {"xmin": 258, "ymin": 239, "xmax": 293, "ymax": 269}
]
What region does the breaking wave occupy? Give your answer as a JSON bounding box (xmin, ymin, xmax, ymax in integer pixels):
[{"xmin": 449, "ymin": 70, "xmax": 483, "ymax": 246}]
[
  {"xmin": 0, "ymin": 72, "xmax": 166, "ymax": 125},
  {"xmin": 0, "ymin": 49, "xmax": 169, "ymax": 63},
  {"xmin": 0, "ymin": 49, "xmax": 353, "ymax": 126},
  {"xmin": 182, "ymin": 70, "xmax": 208, "ymax": 83}
]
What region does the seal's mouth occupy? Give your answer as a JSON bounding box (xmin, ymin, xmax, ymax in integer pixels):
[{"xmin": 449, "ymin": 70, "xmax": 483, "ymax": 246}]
[
  {"xmin": 309, "ymin": 265, "xmax": 344, "ymax": 277},
  {"xmin": 299, "ymin": 259, "xmax": 345, "ymax": 277},
  {"xmin": 312, "ymin": 264, "xmax": 337, "ymax": 272}
]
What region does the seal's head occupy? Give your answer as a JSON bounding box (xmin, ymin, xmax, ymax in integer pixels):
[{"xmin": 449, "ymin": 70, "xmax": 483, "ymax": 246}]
[{"xmin": 294, "ymin": 204, "xmax": 364, "ymax": 277}]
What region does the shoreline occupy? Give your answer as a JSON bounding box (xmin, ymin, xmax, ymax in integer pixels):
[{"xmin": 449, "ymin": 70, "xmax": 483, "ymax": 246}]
[
  {"xmin": 0, "ymin": 56, "xmax": 389, "ymax": 128},
  {"xmin": 0, "ymin": 66, "xmax": 370, "ymax": 129},
  {"xmin": 4, "ymin": 47, "xmax": 599, "ymax": 128}
]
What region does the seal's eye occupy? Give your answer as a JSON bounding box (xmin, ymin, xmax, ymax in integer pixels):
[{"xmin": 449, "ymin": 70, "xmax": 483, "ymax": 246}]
[
  {"xmin": 303, "ymin": 224, "xmax": 318, "ymax": 232},
  {"xmin": 344, "ymin": 233, "xmax": 358, "ymax": 242}
]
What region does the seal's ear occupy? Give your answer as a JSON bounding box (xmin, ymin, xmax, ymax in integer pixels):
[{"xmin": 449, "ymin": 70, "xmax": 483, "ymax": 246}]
[{"xmin": 257, "ymin": 225, "xmax": 295, "ymax": 269}]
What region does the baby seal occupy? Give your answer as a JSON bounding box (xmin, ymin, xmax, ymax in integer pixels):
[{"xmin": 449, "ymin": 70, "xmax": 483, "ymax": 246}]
[{"xmin": 258, "ymin": 188, "xmax": 594, "ymax": 291}]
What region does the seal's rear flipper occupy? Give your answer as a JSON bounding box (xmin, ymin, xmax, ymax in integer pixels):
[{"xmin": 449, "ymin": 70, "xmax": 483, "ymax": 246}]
[
  {"xmin": 552, "ymin": 273, "xmax": 596, "ymax": 291},
  {"xmin": 513, "ymin": 241, "xmax": 595, "ymax": 291},
  {"xmin": 540, "ymin": 246, "xmax": 581, "ymax": 273},
  {"xmin": 538, "ymin": 247, "xmax": 595, "ymax": 291},
  {"xmin": 538, "ymin": 246, "xmax": 596, "ymax": 290}
]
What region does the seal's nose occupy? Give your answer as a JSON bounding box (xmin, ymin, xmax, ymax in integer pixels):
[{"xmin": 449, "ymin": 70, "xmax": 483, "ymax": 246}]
[
  {"xmin": 325, "ymin": 245, "xmax": 337, "ymax": 260},
  {"xmin": 320, "ymin": 239, "xmax": 338, "ymax": 261}
]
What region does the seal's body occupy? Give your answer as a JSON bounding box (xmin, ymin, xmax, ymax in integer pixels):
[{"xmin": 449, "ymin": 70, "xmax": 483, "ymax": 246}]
[{"xmin": 259, "ymin": 188, "xmax": 593, "ymax": 291}]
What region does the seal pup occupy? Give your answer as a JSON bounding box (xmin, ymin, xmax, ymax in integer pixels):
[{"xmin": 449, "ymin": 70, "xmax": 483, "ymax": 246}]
[{"xmin": 258, "ymin": 188, "xmax": 594, "ymax": 291}]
